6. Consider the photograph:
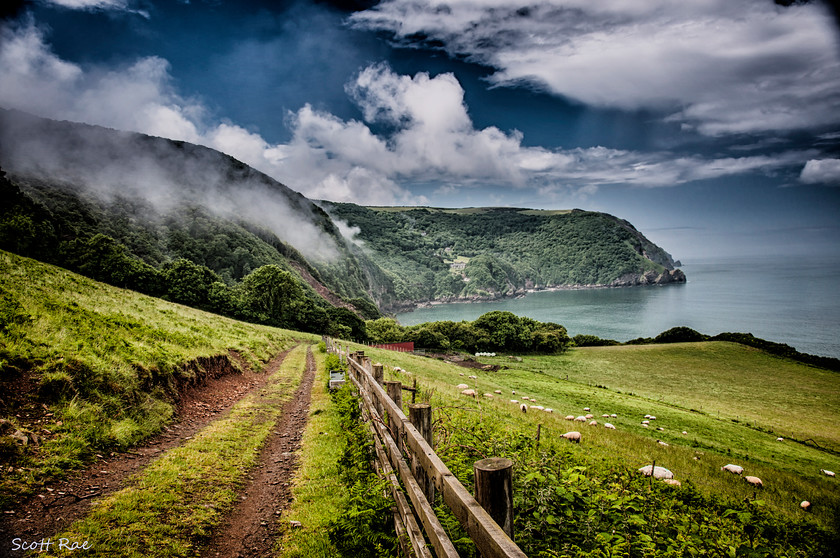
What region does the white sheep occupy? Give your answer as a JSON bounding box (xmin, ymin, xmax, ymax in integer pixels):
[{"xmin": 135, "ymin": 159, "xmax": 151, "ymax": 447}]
[
  {"xmin": 468, "ymin": 375, "xmax": 478, "ymax": 380},
  {"xmin": 520, "ymin": 403, "xmax": 528, "ymax": 413},
  {"xmin": 588, "ymin": 420, "xmax": 598, "ymax": 426},
  {"xmin": 801, "ymin": 501, "xmax": 811, "ymax": 511},
  {"xmin": 776, "ymin": 437, "xmax": 784, "ymax": 442},
  {"xmin": 531, "ymin": 405, "xmax": 544, "ymax": 410},
  {"xmin": 657, "ymin": 440, "xmax": 669, "ymax": 447},
  {"xmin": 644, "ymin": 414, "xmax": 652, "ymax": 419},
  {"xmin": 562, "ymin": 431, "xmax": 581, "ymax": 443},
  {"xmin": 745, "ymin": 476, "xmax": 763, "ymax": 487},
  {"xmin": 584, "ymin": 407, "xmax": 591, "ymax": 412},
  {"xmin": 663, "ymin": 479, "xmax": 682, "ymax": 487},
  {"xmin": 456, "ymin": 383, "xmax": 469, "ymax": 390},
  {"xmin": 543, "ymin": 408, "xmax": 553, "ymax": 413},
  {"xmin": 642, "ymin": 420, "xmax": 650, "ymax": 425},
  {"xmin": 565, "ymin": 415, "xmax": 575, "ymax": 421},
  {"xmin": 638, "ymin": 465, "xmax": 674, "ymax": 479},
  {"xmin": 494, "ymin": 390, "xmax": 502, "ymax": 394},
  {"xmin": 721, "ymin": 464, "xmax": 744, "ymax": 475},
  {"xmin": 585, "ymin": 414, "xmax": 594, "ymax": 419},
  {"xmin": 574, "ymin": 416, "xmax": 587, "ymax": 422},
  {"xmin": 483, "ymin": 393, "xmax": 494, "ymax": 398},
  {"xmin": 510, "ymin": 399, "xmax": 519, "ymax": 404},
  {"xmin": 461, "ymin": 389, "xmax": 477, "ymax": 397},
  {"xmin": 604, "ymin": 423, "xmax": 616, "ymax": 430},
  {"xmin": 601, "ymin": 414, "xmax": 610, "ymax": 418},
  {"xmin": 611, "ymin": 414, "xmax": 617, "ymax": 418},
  {"xmin": 650, "ymin": 416, "xmax": 657, "ymax": 420},
  {"xmin": 682, "ymin": 431, "xmax": 688, "ymax": 435},
  {"xmin": 821, "ymin": 469, "xmax": 835, "ymax": 477}
]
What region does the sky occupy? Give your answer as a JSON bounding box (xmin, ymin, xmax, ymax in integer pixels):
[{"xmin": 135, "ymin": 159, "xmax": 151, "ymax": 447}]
[{"xmin": 1, "ymin": 0, "xmax": 839, "ymax": 260}]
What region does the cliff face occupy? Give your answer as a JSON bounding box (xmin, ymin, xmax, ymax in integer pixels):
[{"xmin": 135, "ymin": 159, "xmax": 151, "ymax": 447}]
[{"xmin": 610, "ymin": 269, "xmax": 687, "ymax": 287}]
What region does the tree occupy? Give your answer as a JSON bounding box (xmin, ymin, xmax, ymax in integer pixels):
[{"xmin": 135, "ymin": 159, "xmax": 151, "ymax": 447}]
[
  {"xmin": 240, "ymin": 265, "xmax": 303, "ymax": 326},
  {"xmin": 366, "ymin": 318, "xmax": 405, "ymax": 344},
  {"xmin": 162, "ymin": 258, "xmax": 222, "ymax": 308},
  {"xmin": 473, "ymin": 311, "xmax": 531, "ymax": 352}
]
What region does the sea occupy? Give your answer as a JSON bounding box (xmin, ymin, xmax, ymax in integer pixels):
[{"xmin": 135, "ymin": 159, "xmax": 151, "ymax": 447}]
[{"xmin": 395, "ymin": 254, "xmax": 840, "ymax": 359}]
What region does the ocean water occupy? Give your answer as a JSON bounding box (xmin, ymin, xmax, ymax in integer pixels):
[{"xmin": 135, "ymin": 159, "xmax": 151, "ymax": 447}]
[{"xmin": 395, "ymin": 255, "xmax": 840, "ymax": 359}]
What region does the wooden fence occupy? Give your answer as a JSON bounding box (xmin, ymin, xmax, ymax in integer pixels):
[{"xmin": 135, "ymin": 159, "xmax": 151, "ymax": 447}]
[{"xmin": 324, "ymin": 338, "xmax": 528, "ymax": 558}]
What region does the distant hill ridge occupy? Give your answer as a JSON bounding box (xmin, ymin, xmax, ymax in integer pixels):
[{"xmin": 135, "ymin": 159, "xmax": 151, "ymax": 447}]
[{"xmin": 0, "ymin": 108, "xmax": 684, "ymax": 319}]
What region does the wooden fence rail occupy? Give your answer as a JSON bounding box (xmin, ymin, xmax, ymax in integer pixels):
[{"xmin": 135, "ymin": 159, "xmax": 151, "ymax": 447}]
[{"xmin": 324, "ymin": 337, "xmax": 527, "ymax": 558}]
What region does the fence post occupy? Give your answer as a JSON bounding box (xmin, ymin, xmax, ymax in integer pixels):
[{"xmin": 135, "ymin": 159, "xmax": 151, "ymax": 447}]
[
  {"xmin": 409, "ymin": 403, "xmax": 435, "ymax": 503},
  {"xmin": 474, "ymin": 457, "xmax": 515, "ymax": 539},
  {"xmin": 385, "ymin": 380, "xmax": 403, "ymax": 450},
  {"xmin": 373, "ymin": 363, "xmax": 384, "ymax": 386}
]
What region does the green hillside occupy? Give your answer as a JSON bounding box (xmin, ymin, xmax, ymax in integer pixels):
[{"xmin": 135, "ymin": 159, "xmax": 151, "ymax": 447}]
[{"xmin": 321, "ymin": 203, "xmax": 684, "ymax": 308}]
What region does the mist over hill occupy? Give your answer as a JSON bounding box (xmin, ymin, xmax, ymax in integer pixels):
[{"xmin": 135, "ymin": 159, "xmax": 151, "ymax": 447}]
[{"xmin": 0, "ymin": 109, "xmax": 684, "ymax": 321}]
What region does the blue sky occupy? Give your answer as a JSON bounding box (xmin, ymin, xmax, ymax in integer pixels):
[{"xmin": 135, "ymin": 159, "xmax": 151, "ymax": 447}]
[{"xmin": 1, "ymin": 0, "xmax": 839, "ymax": 260}]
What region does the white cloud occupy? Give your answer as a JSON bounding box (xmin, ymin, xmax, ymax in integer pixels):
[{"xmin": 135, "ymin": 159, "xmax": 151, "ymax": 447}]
[
  {"xmin": 800, "ymin": 159, "xmax": 840, "ymax": 185},
  {"xmin": 0, "ymin": 20, "xmax": 821, "ymax": 211},
  {"xmin": 351, "ymin": 0, "xmax": 840, "ymax": 136},
  {"xmin": 39, "ymin": 0, "xmax": 149, "ymax": 17}
]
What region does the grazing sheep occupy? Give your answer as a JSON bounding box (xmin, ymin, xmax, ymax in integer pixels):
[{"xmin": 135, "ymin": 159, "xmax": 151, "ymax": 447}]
[
  {"xmin": 638, "ymin": 465, "xmax": 674, "ymax": 479},
  {"xmin": 657, "ymin": 440, "xmax": 669, "ymax": 447},
  {"xmin": 644, "ymin": 414, "xmax": 652, "ymax": 419},
  {"xmin": 642, "ymin": 420, "xmax": 650, "ymax": 425},
  {"xmin": 543, "ymin": 408, "xmax": 553, "ymax": 413},
  {"xmin": 459, "ymin": 373, "xmax": 465, "ymax": 376},
  {"xmin": 494, "ymin": 390, "xmax": 502, "ymax": 394},
  {"xmin": 745, "ymin": 476, "xmax": 763, "ymax": 487},
  {"xmin": 456, "ymin": 383, "xmax": 470, "ymax": 390},
  {"xmin": 532, "ymin": 405, "xmax": 545, "ymax": 411},
  {"xmin": 585, "ymin": 414, "xmax": 594, "ymax": 419},
  {"xmin": 611, "ymin": 414, "xmax": 617, "ymax": 418},
  {"xmin": 512, "ymin": 390, "xmax": 516, "ymax": 395},
  {"xmin": 511, "ymin": 399, "xmax": 519, "ymax": 404},
  {"xmin": 602, "ymin": 414, "xmax": 610, "ymax": 418},
  {"xmin": 821, "ymin": 469, "xmax": 835, "ymax": 477},
  {"xmin": 663, "ymin": 479, "xmax": 682, "ymax": 487},
  {"xmin": 776, "ymin": 437, "xmax": 784, "ymax": 442},
  {"xmin": 520, "ymin": 404, "xmax": 528, "ymax": 413},
  {"xmin": 641, "ymin": 424, "xmax": 649, "ymax": 428},
  {"xmin": 469, "ymin": 375, "xmax": 478, "ymax": 380},
  {"xmin": 461, "ymin": 389, "xmax": 477, "ymax": 397},
  {"xmin": 483, "ymin": 393, "xmax": 494, "ymax": 398},
  {"xmin": 682, "ymin": 431, "xmax": 688, "ymax": 435},
  {"xmin": 657, "ymin": 427, "xmax": 665, "ymax": 431},
  {"xmin": 584, "ymin": 407, "xmax": 590, "ymax": 412},
  {"xmin": 565, "ymin": 415, "xmax": 575, "ymax": 421},
  {"xmin": 721, "ymin": 464, "xmax": 744, "ymax": 475},
  {"xmin": 562, "ymin": 431, "xmax": 581, "ymax": 443},
  {"xmin": 650, "ymin": 416, "xmax": 657, "ymax": 420},
  {"xmin": 604, "ymin": 423, "xmax": 616, "ymax": 430},
  {"xmin": 588, "ymin": 420, "xmax": 598, "ymax": 426},
  {"xmin": 801, "ymin": 501, "xmax": 811, "ymax": 511},
  {"xmin": 575, "ymin": 416, "xmax": 587, "ymax": 422}
]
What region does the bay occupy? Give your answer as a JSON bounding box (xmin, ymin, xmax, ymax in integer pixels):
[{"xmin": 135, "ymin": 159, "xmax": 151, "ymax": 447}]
[{"xmin": 395, "ymin": 254, "xmax": 840, "ymax": 359}]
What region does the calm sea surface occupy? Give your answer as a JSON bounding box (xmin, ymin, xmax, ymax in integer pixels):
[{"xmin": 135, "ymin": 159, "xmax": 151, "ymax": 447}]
[{"xmin": 395, "ymin": 255, "xmax": 840, "ymax": 359}]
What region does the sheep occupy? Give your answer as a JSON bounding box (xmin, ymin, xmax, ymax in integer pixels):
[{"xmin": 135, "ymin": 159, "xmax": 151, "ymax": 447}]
[
  {"xmin": 657, "ymin": 427, "xmax": 665, "ymax": 431},
  {"xmin": 642, "ymin": 420, "xmax": 650, "ymax": 425},
  {"xmin": 663, "ymin": 479, "xmax": 682, "ymax": 487},
  {"xmin": 459, "ymin": 373, "xmax": 465, "ymax": 376},
  {"xmin": 602, "ymin": 414, "xmax": 610, "ymax": 418},
  {"xmin": 821, "ymin": 469, "xmax": 835, "ymax": 477},
  {"xmin": 483, "ymin": 393, "xmax": 494, "ymax": 398},
  {"xmin": 649, "ymin": 416, "xmax": 657, "ymax": 420},
  {"xmin": 801, "ymin": 501, "xmax": 811, "ymax": 512},
  {"xmin": 562, "ymin": 431, "xmax": 581, "ymax": 443},
  {"xmin": 461, "ymin": 389, "xmax": 477, "ymax": 397},
  {"xmin": 682, "ymin": 431, "xmax": 688, "ymax": 435},
  {"xmin": 574, "ymin": 416, "xmax": 587, "ymax": 422},
  {"xmin": 512, "ymin": 390, "xmax": 516, "ymax": 395},
  {"xmin": 585, "ymin": 414, "xmax": 594, "ymax": 419},
  {"xmin": 745, "ymin": 476, "xmax": 763, "ymax": 487},
  {"xmin": 604, "ymin": 423, "xmax": 616, "ymax": 430},
  {"xmin": 776, "ymin": 437, "xmax": 784, "ymax": 442},
  {"xmin": 610, "ymin": 414, "xmax": 617, "ymax": 418},
  {"xmin": 468, "ymin": 375, "xmax": 478, "ymax": 380},
  {"xmin": 641, "ymin": 423, "xmax": 649, "ymax": 428},
  {"xmin": 638, "ymin": 465, "xmax": 674, "ymax": 479},
  {"xmin": 456, "ymin": 383, "xmax": 470, "ymax": 390},
  {"xmin": 494, "ymin": 390, "xmax": 502, "ymax": 394},
  {"xmin": 510, "ymin": 399, "xmax": 519, "ymax": 404},
  {"xmin": 721, "ymin": 464, "xmax": 744, "ymax": 475},
  {"xmin": 565, "ymin": 415, "xmax": 575, "ymax": 421},
  {"xmin": 644, "ymin": 414, "xmax": 652, "ymax": 419},
  {"xmin": 588, "ymin": 420, "xmax": 598, "ymax": 426},
  {"xmin": 657, "ymin": 440, "xmax": 669, "ymax": 447},
  {"xmin": 543, "ymin": 408, "xmax": 553, "ymax": 413},
  {"xmin": 584, "ymin": 407, "xmax": 590, "ymax": 412},
  {"xmin": 520, "ymin": 404, "xmax": 528, "ymax": 413}
]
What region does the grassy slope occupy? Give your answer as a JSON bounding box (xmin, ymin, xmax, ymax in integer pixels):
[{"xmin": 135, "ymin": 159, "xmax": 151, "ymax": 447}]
[
  {"xmin": 344, "ymin": 342, "xmax": 839, "ymax": 533},
  {"xmin": 0, "ymin": 250, "xmax": 316, "ymax": 504}
]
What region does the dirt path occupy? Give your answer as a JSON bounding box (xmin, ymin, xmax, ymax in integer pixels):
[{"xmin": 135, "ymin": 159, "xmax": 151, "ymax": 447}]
[
  {"xmin": 0, "ymin": 349, "xmax": 290, "ymax": 556},
  {"xmin": 200, "ymin": 346, "xmax": 316, "ymax": 558}
]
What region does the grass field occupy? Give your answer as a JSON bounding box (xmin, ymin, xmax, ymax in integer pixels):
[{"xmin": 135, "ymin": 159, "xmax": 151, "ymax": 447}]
[
  {"xmin": 347, "ymin": 341, "xmax": 840, "ymax": 536},
  {"xmin": 0, "ymin": 250, "xmax": 316, "ymax": 505}
]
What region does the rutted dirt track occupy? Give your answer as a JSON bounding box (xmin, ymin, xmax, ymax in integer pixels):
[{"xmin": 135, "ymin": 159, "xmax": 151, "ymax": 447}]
[
  {"xmin": 0, "ymin": 345, "xmax": 314, "ymax": 558},
  {"xmin": 201, "ymin": 347, "xmax": 316, "ymax": 558}
]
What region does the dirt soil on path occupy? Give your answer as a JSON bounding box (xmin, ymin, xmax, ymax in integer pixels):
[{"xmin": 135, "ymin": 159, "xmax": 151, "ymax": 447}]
[
  {"xmin": 0, "ymin": 349, "xmax": 290, "ymax": 558},
  {"xmin": 200, "ymin": 347, "xmax": 316, "ymax": 558}
]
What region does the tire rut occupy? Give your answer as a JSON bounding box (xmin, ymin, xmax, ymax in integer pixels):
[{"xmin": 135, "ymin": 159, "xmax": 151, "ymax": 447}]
[
  {"xmin": 0, "ymin": 348, "xmax": 291, "ymax": 556},
  {"xmin": 200, "ymin": 346, "xmax": 317, "ymax": 558}
]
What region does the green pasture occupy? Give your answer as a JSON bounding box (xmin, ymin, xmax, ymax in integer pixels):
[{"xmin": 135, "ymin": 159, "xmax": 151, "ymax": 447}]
[{"xmin": 344, "ymin": 341, "xmax": 840, "ymax": 535}]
